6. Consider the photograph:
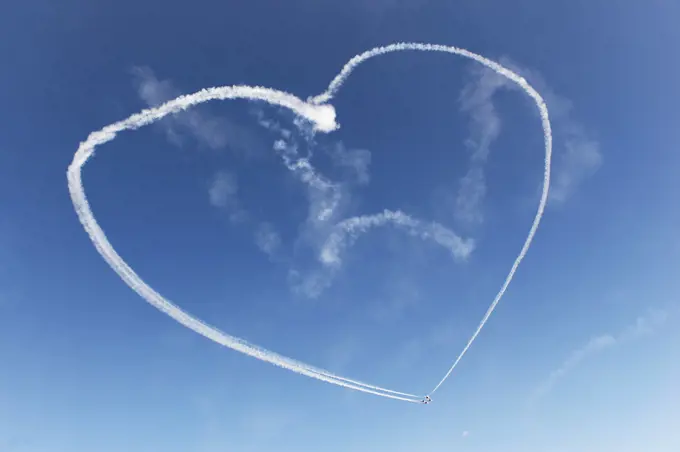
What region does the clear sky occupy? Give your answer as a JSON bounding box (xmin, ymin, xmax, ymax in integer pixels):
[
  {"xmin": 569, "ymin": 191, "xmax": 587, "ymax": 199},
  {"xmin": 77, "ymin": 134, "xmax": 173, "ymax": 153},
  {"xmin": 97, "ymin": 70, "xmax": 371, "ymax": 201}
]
[{"xmin": 1, "ymin": 0, "xmax": 679, "ymax": 451}]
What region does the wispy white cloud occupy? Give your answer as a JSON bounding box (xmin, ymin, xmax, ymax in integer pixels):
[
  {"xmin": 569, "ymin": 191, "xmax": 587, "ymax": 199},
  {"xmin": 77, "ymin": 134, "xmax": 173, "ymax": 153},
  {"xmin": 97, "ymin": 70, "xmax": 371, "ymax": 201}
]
[
  {"xmin": 495, "ymin": 58, "xmax": 603, "ymax": 205},
  {"xmin": 621, "ymin": 308, "xmax": 669, "ymax": 340},
  {"xmin": 455, "ymin": 166, "xmax": 487, "ymax": 226},
  {"xmin": 459, "ymin": 67, "xmax": 506, "ymax": 159},
  {"xmin": 208, "ymin": 170, "xmax": 248, "ymax": 223},
  {"xmin": 454, "ymin": 58, "xmax": 602, "ymax": 223},
  {"xmin": 209, "ymin": 171, "xmax": 284, "ymax": 259},
  {"xmin": 273, "ymin": 133, "xmax": 472, "ymax": 300},
  {"xmin": 532, "ymin": 308, "xmax": 670, "ymax": 401},
  {"xmin": 150, "ymin": 102, "xmax": 279, "ymax": 267},
  {"xmin": 255, "ymin": 109, "xmax": 343, "ymax": 224},
  {"xmin": 208, "ymin": 170, "xmax": 237, "ymax": 208},
  {"xmin": 273, "ymin": 138, "xmax": 342, "ymax": 223},
  {"xmin": 132, "ymin": 66, "xmax": 264, "ymax": 156},
  {"xmin": 132, "ymin": 67, "xmax": 228, "ymax": 149},
  {"xmin": 294, "ymin": 208, "xmax": 473, "ymax": 301},
  {"xmin": 255, "ymin": 110, "xmax": 353, "ymax": 299},
  {"xmin": 462, "ymin": 431, "xmax": 470, "ymax": 438},
  {"xmin": 533, "ymin": 334, "xmax": 616, "ymax": 400},
  {"xmin": 328, "ymin": 142, "xmax": 372, "ymax": 185},
  {"xmin": 455, "ymin": 65, "xmax": 510, "ymax": 225},
  {"xmin": 254, "ymin": 222, "xmax": 281, "ymax": 260},
  {"xmin": 549, "ymin": 124, "xmax": 602, "ymax": 203},
  {"xmin": 286, "ymin": 267, "xmax": 335, "ymax": 300}
]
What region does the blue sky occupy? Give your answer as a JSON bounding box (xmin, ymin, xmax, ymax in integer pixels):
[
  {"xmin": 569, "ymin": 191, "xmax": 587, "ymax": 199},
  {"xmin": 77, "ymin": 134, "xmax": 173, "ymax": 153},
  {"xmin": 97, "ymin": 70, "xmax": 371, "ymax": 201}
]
[{"xmin": 1, "ymin": 0, "xmax": 679, "ymax": 451}]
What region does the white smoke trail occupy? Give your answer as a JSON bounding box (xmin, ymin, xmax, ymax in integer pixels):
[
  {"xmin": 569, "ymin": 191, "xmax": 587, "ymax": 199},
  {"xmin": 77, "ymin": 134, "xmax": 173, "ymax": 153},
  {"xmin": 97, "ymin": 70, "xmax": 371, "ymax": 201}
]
[
  {"xmin": 69, "ymin": 42, "xmax": 552, "ymax": 403},
  {"xmin": 320, "ymin": 209, "xmax": 475, "ymax": 268},
  {"xmin": 255, "ymin": 111, "xmax": 342, "ymax": 222},
  {"xmin": 67, "ymin": 84, "xmax": 422, "ymax": 403},
  {"xmin": 273, "ymin": 139, "xmax": 341, "ymax": 222},
  {"xmin": 311, "ymin": 42, "xmax": 552, "ymax": 396}
]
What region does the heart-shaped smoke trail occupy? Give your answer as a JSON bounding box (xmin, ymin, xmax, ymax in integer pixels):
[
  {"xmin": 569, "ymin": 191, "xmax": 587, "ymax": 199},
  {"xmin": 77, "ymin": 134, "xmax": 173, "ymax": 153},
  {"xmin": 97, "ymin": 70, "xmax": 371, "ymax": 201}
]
[{"xmin": 68, "ymin": 43, "xmax": 552, "ymax": 404}]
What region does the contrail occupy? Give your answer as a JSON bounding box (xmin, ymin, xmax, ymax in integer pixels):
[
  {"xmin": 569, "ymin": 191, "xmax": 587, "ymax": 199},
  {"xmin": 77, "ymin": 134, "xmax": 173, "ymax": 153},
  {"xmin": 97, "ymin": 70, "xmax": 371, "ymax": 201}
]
[
  {"xmin": 68, "ymin": 42, "xmax": 552, "ymax": 404},
  {"xmin": 67, "ymin": 84, "xmax": 422, "ymax": 403},
  {"xmin": 311, "ymin": 42, "xmax": 552, "ymax": 396},
  {"xmin": 320, "ymin": 209, "xmax": 475, "ymax": 268}
]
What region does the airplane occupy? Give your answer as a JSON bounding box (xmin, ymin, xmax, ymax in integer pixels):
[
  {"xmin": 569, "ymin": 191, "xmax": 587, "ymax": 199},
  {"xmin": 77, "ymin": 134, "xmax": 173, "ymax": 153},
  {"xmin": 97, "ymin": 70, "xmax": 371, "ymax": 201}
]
[{"xmin": 421, "ymin": 395, "xmax": 432, "ymax": 404}]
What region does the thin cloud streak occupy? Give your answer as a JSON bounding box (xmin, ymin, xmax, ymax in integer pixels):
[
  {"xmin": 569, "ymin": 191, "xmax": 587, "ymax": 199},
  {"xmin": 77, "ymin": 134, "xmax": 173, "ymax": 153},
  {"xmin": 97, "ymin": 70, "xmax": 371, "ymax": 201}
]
[
  {"xmin": 456, "ymin": 65, "xmax": 509, "ymax": 225},
  {"xmin": 532, "ymin": 308, "xmax": 670, "ymax": 401},
  {"xmin": 533, "ymin": 334, "xmax": 616, "ymax": 400}
]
